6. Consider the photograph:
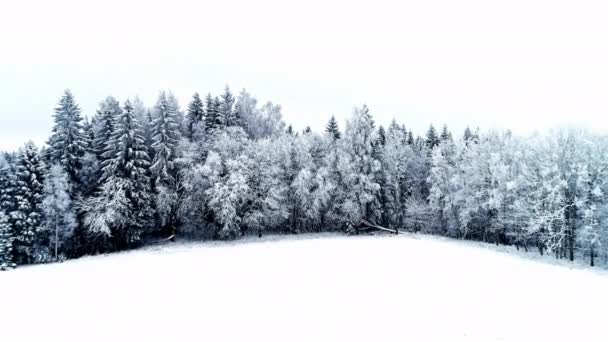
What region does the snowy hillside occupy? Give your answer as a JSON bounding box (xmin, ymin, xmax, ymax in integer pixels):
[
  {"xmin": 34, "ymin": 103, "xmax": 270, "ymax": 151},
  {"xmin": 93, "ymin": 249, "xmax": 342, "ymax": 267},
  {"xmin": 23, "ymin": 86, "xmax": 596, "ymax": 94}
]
[{"xmin": 1, "ymin": 234, "xmax": 607, "ymax": 342}]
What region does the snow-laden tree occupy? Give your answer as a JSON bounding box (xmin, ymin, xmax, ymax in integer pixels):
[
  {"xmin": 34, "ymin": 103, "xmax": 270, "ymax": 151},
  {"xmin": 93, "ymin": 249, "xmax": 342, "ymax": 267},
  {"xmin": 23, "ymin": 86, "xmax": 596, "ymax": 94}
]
[
  {"xmin": 150, "ymin": 92, "xmax": 180, "ymax": 185},
  {"xmin": 0, "ymin": 211, "xmax": 15, "ymax": 270},
  {"xmin": 235, "ymin": 89, "xmax": 286, "ymax": 140},
  {"xmin": 85, "ymin": 100, "xmax": 153, "ymax": 248},
  {"xmin": 13, "ymin": 142, "xmax": 45, "ymax": 264},
  {"xmin": 333, "ymin": 106, "xmax": 381, "ymax": 231},
  {"xmin": 41, "ymin": 164, "xmax": 76, "ymax": 260},
  {"xmin": 379, "ymin": 125, "xmax": 414, "ymax": 229},
  {"xmin": 325, "ymin": 115, "xmax": 341, "ymax": 140},
  {"xmin": 94, "ymin": 96, "xmax": 122, "ymax": 160},
  {"xmin": 426, "ymin": 125, "xmax": 440, "ymax": 149},
  {"xmin": 46, "ymin": 90, "xmax": 86, "ymax": 186},
  {"xmin": 219, "ymin": 86, "xmax": 238, "ymax": 127},
  {"xmin": 185, "ymin": 92, "xmax": 205, "ymax": 141},
  {"xmin": 204, "ymin": 94, "xmax": 222, "ymax": 133},
  {"xmin": 243, "ymin": 137, "xmax": 290, "ymax": 235}
]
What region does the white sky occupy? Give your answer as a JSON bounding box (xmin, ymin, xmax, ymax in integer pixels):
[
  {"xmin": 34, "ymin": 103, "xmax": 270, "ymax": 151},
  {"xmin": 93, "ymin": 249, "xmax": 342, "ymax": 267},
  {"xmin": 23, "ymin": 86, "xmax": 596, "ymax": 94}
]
[{"xmin": 1, "ymin": 0, "xmax": 608, "ymax": 150}]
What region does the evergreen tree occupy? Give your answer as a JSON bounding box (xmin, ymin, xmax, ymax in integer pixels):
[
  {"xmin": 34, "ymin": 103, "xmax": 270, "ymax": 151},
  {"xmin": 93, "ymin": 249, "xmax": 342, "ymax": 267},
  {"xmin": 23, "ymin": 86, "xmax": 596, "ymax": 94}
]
[
  {"xmin": 377, "ymin": 125, "xmax": 387, "ymax": 146},
  {"xmin": 13, "ymin": 142, "xmax": 45, "ymax": 264},
  {"xmin": 185, "ymin": 92, "xmax": 205, "ymax": 141},
  {"xmin": 94, "ymin": 97, "xmax": 122, "ymax": 160},
  {"xmin": 407, "ymin": 131, "xmax": 415, "ymax": 145},
  {"xmin": 0, "ymin": 211, "xmax": 15, "ymax": 270},
  {"xmin": 286, "ymin": 125, "xmax": 294, "ymax": 135},
  {"xmin": 440, "ymin": 124, "xmax": 452, "ymax": 141},
  {"xmin": 426, "ymin": 125, "xmax": 440, "ymax": 149},
  {"xmin": 86, "ymin": 100, "xmax": 153, "ymax": 247},
  {"xmin": 463, "ymin": 126, "xmax": 473, "ymax": 142},
  {"xmin": 204, "ymin": 94, "xmax": 222, "ymax": 133},
  {"xmin": 150, "ymin": 92, "xmax": 180, "ymax": 185},
  {"xmin": 46, "ymin": 90, "xmax": 86, "ymax": 186},
  {"xmin": 219, "ymin": 86, "xmax": 238, "ymax": 126},
  {"xmin": 303, "ymin": 126, "xmax": 312, "ymax": 134},
  {"xmin": 325, "ymin": 115, "xmax": 341, "ymax": 140}
]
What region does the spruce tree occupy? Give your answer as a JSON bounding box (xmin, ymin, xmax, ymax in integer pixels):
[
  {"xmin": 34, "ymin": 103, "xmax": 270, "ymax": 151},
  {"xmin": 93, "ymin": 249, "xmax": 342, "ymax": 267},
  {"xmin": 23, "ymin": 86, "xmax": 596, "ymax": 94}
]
[
  {"xmin": 407, "ymin": 131, "xmax": 415, "ymax": 145},
  {"xmin": 46, "ymin": 90, "xmax": 86, "ymax": 186},
  {"xmin": 93, "ymin": 100, "xmax": 153, "ymax": 245},
  {"xmin": 94, "ymin": 96, "xmax": 122, "ymax": 161},
  {"xmin": 150, "ymin": 92, "xmax": 180, "ymax": 186},
  {"xmin": 0, "ymin": 211, "xmax": 15, "ymax": 270},
  {"xmin": 377, "ymin": 125, "xmax": 387, "ymax": 146},
  {"xmin": 13, "ymin": 142, "xmax": 45, "ymax": 264},
  {"xmin": 325, "ymin": 115, "xmax": 341, "ymax": 140},
  {"xmin": 204, "ymin": 94, "xmax": 222, "ymax": 133},
  {"xmin": 440, "ymin": 124, "xmax": 452, "ymax": 141},
  {"xmin": 219, "ymin": 86, "xmax": 237, "ymax": 126},
  {"xmin": 286, "ymin": 125, "xmax": 294, "ymax": 135},
  {"xmin": 426, "ymin": 125, "xmax": 440, "ymax": 149},
  {"xmin": 185, "ymin": 92, "xmax": 205, "ymax": 141}
]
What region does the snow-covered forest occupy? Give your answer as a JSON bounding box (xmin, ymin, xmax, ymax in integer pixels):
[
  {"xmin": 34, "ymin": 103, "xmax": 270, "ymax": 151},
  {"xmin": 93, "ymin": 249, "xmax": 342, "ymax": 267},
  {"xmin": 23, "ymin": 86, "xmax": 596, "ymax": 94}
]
[{"xmin": 1, "ymin": 87, "xmax": 607, "ymax": 270}]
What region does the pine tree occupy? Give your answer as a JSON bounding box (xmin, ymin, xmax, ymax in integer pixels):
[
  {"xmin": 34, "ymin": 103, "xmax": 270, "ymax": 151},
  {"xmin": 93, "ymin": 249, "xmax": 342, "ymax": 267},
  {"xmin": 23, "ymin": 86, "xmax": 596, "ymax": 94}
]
[
  {"xmin": 463, "ymin": 126, "xmax": 473, "ymax": 142},
  {"xmin": 0, "ymin": 211, "xmax": 15, "ymax": 270},
  {"xmin": 13, "ymin": 142, "xmax": 45, "ymax": 264},
  {"xmin": 185, "ymin": 92, "xmax": 205, "ymax": 141},
  {"xmin": 325, "ymin": 115, "xmax": 341, "ymax": 140},
  {"xmin": 426, "ymin": 125, "xmax": 440, "ymax": 149},
  {"xmin": 150, "ymin": 92, "xmax": 180, "ymax": 185},
  {"xmin": 46, "ymin": 90, "xmax": 86, "ymax": 186}
]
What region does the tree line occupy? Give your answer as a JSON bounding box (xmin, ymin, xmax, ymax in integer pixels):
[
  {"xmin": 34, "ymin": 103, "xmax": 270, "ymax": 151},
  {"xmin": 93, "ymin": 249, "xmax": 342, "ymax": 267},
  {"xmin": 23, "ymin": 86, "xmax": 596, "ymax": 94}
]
[{"xmin": 0, "ymin": 87, "xmax": 606, "ymax": 270}]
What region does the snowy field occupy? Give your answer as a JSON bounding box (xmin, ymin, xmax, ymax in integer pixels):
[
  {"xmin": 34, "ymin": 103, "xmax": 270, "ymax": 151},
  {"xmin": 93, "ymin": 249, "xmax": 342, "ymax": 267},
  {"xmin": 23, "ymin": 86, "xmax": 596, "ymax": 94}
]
[{"xmin": 1, "ymin": 233, "xmax": 607, "ymax": 342}]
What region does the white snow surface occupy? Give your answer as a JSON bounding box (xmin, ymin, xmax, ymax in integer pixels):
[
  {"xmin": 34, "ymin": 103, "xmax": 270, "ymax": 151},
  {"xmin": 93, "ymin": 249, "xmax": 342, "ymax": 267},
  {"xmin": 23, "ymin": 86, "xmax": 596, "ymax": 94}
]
[{"xmin": 1, "ymin": 233, "xmax": 607, "ymax": 342}]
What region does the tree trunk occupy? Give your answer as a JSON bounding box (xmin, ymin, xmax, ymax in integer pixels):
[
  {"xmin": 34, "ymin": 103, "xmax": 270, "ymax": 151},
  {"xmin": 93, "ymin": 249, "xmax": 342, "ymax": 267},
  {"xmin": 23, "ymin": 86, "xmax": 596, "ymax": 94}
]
[{"xmin": 590, "ymin": 247, "xmax": 595, "ymax": 267}]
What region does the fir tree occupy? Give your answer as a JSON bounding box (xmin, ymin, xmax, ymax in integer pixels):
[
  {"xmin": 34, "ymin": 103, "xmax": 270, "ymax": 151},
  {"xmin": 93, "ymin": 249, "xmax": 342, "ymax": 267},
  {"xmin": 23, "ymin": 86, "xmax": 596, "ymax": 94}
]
[
  {"xmin": 185, "ymin": 92, "xmax": 205, "ymax": 141},
  {"xmin": 94, "ymin": 96, "xmax": 122, "ymax": 160},
  {"xmin": 325, "ymin": 115, "xmax": 341, "ymax": 140},
  {"xmin": 13, "ymin": 142, "xmax": 45, "ymax": 264},
  {"xmin": 46, "ymin": 90, "xmax": 86, "ymax": 186}
]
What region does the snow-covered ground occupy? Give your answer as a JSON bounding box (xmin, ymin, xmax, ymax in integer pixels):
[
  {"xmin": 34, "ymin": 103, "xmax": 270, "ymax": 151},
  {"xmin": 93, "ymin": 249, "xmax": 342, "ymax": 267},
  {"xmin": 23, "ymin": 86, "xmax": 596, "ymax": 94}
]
[{"xmin": 1, "ymin": 233, "xmax": 607, "ymax": 342}]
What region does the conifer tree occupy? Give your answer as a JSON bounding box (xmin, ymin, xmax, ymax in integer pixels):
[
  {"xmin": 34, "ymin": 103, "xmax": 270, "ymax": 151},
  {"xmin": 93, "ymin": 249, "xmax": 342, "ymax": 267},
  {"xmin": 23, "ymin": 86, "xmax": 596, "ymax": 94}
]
[
  {"xmin": 377, "ymin": 125, "xmax": 387, "ymax": 146},
  {"xmin": 325, "ymin": 115, "xmax": 341, "ymax": 140},
  {"xmin": 86, "ymin": 100, "xmax": 153, "ymax": 247},
  {"xmin": 13, "ymin": 142, "xmax": 45, "ymax": 264},
  {"xmin": 303, "ymin": 126, "xmax": 312, "ymax": 134},
  {"xmin": 219, "ymin": 86, "xmax": 238, "ymax": 126},
  {"xmin": 426, "ymin": 125, "xmax": 440, "ymax": 149},
  {"xmin": 46, "ymin": 90, "xmax": 86, "ymax": 186},
  {"xmin": 286, "ymin": 125, "xmax": 294, "ymax": 135},
  {"xmin": 185, "ymin": 92, "xmax": 205, "ymax": 141},
  {"xmin": 150, "ymin": 92, "xmax": 180, "ymax": 185},
  {"xmin": 204, "ymin": 94, "xmax": 222, "ymax": 133},
  {"xmin": 440, "ymin": 124, "xmax": 452, "ymax": 141},
  {"xmin": 0, "ymin": 211, "xmax": 15, "ymax": 270},
  {"xmin": 94, "ymin": 97, "xmax": 122, "ymax": 160}
]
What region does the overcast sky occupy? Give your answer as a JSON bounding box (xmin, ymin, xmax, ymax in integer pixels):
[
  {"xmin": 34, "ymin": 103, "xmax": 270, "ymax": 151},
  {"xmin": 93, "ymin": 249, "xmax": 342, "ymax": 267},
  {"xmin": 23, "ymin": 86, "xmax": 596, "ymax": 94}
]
[{"xmin": 1, "ymin": 0, "xmax": 608, "ymax": 150}]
